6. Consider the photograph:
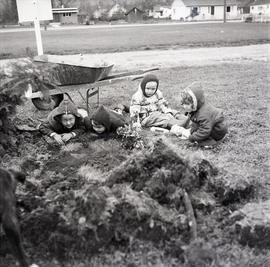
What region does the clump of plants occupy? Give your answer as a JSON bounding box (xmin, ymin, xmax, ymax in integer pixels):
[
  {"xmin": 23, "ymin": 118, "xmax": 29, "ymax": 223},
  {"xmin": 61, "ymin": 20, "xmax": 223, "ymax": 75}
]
[
  {"xmin": 116, "ymin": 125, "xmax": 145, "ymax": 150},
  {"xmin": 0, "ymin": 59, "xmax": 54, "ymax": 155}
]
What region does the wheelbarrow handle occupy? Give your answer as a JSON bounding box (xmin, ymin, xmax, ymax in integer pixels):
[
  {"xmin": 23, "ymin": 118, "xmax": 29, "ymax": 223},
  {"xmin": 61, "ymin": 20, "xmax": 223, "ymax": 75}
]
[
  {"xmin": 131, "ymin": 67, "xmax": 160, "ymax": 81},
  {"xmin": 141, "ymin": 67, "xmax": 160, "ymax": 73}
]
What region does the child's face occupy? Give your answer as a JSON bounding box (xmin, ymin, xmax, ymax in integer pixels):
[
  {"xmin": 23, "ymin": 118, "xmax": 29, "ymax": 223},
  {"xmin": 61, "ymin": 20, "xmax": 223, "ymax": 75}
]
[
  {"xmin": 144, "ymin": 82, "xmax": 157, "ymax": 97},
  {"xmin": 92, "ymin": 120, "xmax": 106, "ymax": 134},
  {"xmin": 61, "ymin": 114, "xmax": 76, "ymax": 129},
  {"xmin": 182, "ymin": 103, "xmax": 193, "ymax": 112}
]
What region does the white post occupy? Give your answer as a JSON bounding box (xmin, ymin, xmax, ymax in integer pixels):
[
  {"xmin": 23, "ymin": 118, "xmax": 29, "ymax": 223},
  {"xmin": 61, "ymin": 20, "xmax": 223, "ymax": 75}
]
[{"xmin": 33, "ymin": 0, "xmax": 43, "ymax": 55}]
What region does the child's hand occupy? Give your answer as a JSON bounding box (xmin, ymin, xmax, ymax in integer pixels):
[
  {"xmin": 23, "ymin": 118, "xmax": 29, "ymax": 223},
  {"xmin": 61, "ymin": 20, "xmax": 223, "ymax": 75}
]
[
  {"xmin": 180, "ymin": 128, "xmax": 191, "ymax": 139},
  {"xmin": 61, "ymin": 133, "xmax": 74, "ymax": 143},
  {"xmin": 52, "ymin": 133, "xmax": 64, "ymax": 145},
  {"xmin": 170, "ymin": 125, "xmax": 184, "ymax": 136}
]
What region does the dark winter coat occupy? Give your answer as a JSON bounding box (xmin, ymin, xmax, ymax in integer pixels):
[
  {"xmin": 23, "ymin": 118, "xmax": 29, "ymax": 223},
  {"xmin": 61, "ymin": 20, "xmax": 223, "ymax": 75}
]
[
  {"xmin": 39, "ymin": 100, "xmax": 85, "ymax": 136},
  {"xmin": 84, "ymin": 105, "xmax": 128, "ymax": 133},
  {"xmin": 187, "ymin": 88, "xmax": 228, "ymax": 142}
]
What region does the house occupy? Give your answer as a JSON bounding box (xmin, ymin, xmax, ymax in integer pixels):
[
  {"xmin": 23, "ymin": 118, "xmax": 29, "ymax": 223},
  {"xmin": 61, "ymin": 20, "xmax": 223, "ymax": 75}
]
[
  {"xmin": 249, "ymin": 0, "xmax": 270, "ymax": 15},
  {"xmin": 152, "ymin": 5, "xmax": 172, "ymax": 19},
  {"xmin": 125, "ymin": 7, "xmax": 144, "ymax": 22},
  {"xmin": 237, "ymin": 0, "xmax": 252, "ymax": 15},
  {"xmin": 171, "ymin": 0, "xmax": 238, "ymax": 21},
  {"xmin": 52, "ymin": 7, "xmax": 78, "ymax": 24}
]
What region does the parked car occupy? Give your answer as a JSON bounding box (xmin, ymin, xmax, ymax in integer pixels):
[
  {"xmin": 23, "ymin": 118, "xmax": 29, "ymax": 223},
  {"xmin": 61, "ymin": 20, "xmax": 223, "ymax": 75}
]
[{"xmin": 244, "ymin": 14, "xmax": 253, "ymax": 23}]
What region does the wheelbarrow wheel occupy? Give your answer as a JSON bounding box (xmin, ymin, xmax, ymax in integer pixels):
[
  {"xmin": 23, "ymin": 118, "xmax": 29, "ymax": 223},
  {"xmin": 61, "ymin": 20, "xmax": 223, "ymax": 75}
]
[{"xmin": 32, "ymin": 94, "xmax": 64, "ymax": 110}]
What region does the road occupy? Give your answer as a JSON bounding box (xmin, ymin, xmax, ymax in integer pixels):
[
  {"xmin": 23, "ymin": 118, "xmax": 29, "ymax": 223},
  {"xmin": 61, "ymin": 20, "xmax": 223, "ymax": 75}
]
[{"xmin": 0, "ymin": 22, "xmax": 269, "ymax": 59}]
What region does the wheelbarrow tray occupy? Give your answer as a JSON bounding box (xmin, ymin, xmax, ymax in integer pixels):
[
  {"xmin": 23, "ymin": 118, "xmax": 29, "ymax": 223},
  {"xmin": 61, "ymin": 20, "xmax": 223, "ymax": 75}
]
[{"xmin": 34, "ymin": 55, "xmax": 114, "ymax": 86}]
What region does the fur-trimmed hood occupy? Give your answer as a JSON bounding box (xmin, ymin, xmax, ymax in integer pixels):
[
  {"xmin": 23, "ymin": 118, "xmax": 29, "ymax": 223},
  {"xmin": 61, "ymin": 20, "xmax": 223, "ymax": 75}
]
[{"xmin": 183, "ymin": 87, "xmax": 205, "ymax": 111}]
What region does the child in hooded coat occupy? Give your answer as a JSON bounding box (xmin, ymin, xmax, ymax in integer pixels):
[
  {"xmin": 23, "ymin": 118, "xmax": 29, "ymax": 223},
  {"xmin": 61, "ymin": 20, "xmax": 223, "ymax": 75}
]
[
  {"xmin": 130, "ymin": 74, "xmax": 188, "ymax": 129},
  {"xmin": 39, "ymin": 100, "xmax": 85, "ymax": 145},
  {"xmin": 84, "ymin": 105, "xmax": 128, "ymax": 134},
  {"xmin": 176, "ymin": 86, "xmax": 228, "ymax": 147}
]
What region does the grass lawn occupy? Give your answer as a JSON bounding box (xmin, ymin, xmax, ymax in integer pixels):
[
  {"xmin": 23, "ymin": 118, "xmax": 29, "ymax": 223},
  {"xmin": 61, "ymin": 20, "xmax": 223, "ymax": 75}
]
[
  {"xmin": 0, "ymin": 59, "xmax": 268, "ymax": 266},
  {"xmin": 0, "ymin": 22, "xmax": 269, "ymax": 59}
]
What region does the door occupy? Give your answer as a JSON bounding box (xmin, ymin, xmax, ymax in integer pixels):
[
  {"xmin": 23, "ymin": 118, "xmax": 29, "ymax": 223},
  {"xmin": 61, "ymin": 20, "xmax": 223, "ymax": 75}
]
[{"xmin": 211, "ymin": 6, "xmax": 215, "ymax": 15}]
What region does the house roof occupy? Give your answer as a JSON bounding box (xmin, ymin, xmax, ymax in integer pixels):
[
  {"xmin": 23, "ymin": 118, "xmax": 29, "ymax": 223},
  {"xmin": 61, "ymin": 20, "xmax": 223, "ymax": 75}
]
[
  {"xmin": 125, "ymin": 7, "xmax": 144, "ymax": 15},
  {"xmin": 249, "ymin": 0, "xmax": 270, "ymax": 5},
  {"xmin": 52, "ymin": 7, "xmax": 78, "ymax": 14},
  {"xmin": 153, "ymin": 5, "xmax": 171, "ymax": 11},
  {"xmin": 181, "ymin": 0, "xmax": 238, "ymax": 6},
  {"xmin": 237, "ymin": 0, "xmax": 253, "ymax": 8}
]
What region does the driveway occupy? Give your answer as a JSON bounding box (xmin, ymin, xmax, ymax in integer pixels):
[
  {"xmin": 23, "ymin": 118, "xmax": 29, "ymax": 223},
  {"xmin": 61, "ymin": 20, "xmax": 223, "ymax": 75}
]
[
  {"xmin": 0, "ymin": 44, "xmax": 269, "ymax": 74},
  {"xmin": 33, "ymin": 44, "xmax": 270, "ymax": 72}
]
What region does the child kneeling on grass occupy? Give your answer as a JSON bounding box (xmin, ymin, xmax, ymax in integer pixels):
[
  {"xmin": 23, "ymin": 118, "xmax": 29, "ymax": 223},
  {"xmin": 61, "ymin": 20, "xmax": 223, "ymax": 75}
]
[
  {"xmin": 171, "ymin": 85, "xmax": 228, "ymax": 147},
  {"xmin": 129, "ymin": 74, "xmax": 188, "ymax": 130},
  {"xmin": 39, "ymin": 100, "xmax": 86, "ymax": 145},
  {"xmin": 84, "ymin": 105, "xmax": 128, "ymax": 134}
]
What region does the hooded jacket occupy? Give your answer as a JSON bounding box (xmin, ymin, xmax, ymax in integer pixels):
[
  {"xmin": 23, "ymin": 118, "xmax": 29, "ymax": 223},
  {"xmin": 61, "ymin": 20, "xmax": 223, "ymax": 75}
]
[
  {"xmin": 39, "ymin": 100, "xmax": 84, "ymax": 136},
  {"xmin": 130, "ymin": 74, "xmax": 170, "ymax": 118},
  {"xmin": 84, "ymin": 105, "xmax": 127, "ymax": 133},
  {"xmin": 185, "ymin": 87, "xmax": 228, "ymax": 142}
]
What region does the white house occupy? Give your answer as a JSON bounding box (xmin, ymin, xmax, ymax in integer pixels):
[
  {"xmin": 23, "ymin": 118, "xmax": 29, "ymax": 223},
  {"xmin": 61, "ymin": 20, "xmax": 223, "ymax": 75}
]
[
  {"xmin": 171, "ymin": 0, "xmax": 238, "ymax": 21},
  {"xmin": 249, "ymin": 0, "xmax": 270, "ymax": 15},
  {"xmin": 52, "ymin": 7, "xmax": 78, "ymax": 24},
  {"xmin": 152, "ymin": 5, "xmax": 172, "ymax": 19}
]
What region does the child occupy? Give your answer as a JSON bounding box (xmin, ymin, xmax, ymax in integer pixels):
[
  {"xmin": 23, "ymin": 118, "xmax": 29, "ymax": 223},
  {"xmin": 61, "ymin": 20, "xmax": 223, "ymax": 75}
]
[
  {"xmin": 129, "ymin": 74, "xmax": 188, "ymax": 129},
  {"xmin": 39, "ymin": 100, "xmax": 85, "ymax": 145},
  {"xmin": 84, "ymin": 105, "xmax": 128, "ymax": 134},
  {"xmin": 175, "ymin": 85, "xmax": 228, "ymax": 147}
]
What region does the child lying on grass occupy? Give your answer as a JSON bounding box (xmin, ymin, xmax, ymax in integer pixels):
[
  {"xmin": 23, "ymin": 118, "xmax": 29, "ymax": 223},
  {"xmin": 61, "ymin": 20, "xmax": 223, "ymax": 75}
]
[
  {"xmin": 84, "ymin": 105, "xmax": 128, "ymax": 134},
  {"xmin": 171, "ymin": 85, "xmax": 228, "ymax": 147},
  {"xmin": 129, "ymin": 74, "xmax": 188, "ymax": 130},
  {"xmin": 39, "ymin": 100, "xmax": 86, "ymax": 145}
]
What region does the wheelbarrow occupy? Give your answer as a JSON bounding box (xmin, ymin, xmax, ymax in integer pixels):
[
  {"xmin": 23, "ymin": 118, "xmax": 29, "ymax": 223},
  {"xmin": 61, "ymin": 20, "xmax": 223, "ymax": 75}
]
[{"xmin": 29, "ymin": 55, "xmax": 159, "ymax": 113}]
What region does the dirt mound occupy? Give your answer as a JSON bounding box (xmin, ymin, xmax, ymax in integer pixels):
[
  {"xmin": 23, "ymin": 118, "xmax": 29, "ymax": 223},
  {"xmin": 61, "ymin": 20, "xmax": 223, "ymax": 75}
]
[
  {"xmin": 106, "ymin": 139, "xmax": 217, "ymax": 209},
  {"xmin": 0, "ymin": 138, "xmax": 216, "ymax": 261},
  {"xmin": 0, "ymin": 136, "xmax": 260, "ymax": 265},
  {"xmin": 229, "ymin": 200, "xmax": 270, "ymax": 248},
  {"xmin": 18, "ymin": 183, "xmax": 188, "ymax": 260}
]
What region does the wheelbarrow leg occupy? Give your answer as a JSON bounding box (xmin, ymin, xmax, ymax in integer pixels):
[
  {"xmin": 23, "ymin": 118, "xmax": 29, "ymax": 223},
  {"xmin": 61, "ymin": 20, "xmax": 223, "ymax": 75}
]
[
  {"xmin": 64, "ymin": 93, "xmax": 74, "ymax": 103},
  {"xmin": 86, "ymin": 88, "xmax": 91, "ymax": 115},
  {"xmin": 97, "ymin": 87, "xmax": 100, "ymax": 107},
  {"xmin": 86, "ymin": 87, "xmax": 100, "ymax": 115}
]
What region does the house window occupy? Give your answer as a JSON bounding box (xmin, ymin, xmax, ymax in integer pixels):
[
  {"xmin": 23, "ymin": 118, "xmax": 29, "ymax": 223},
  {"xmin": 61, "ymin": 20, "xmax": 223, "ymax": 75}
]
[
  {"xmin": 211, "ymin": 6, "xmax": 215, "ymax": 15},
  {"xmin": 208, "ymin": 6, "xmax": 215, "ymax": 14},
  {"xmin": 227, "ymin": 6, "xmax": 231, "ymax": 12},
  {"xmin": 63, "ymin": 13, "xmax": 71, "ymax": 17},
  {"xmin": 191, "ymin": 7, "xmax": 198, "ymax": 17}
]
